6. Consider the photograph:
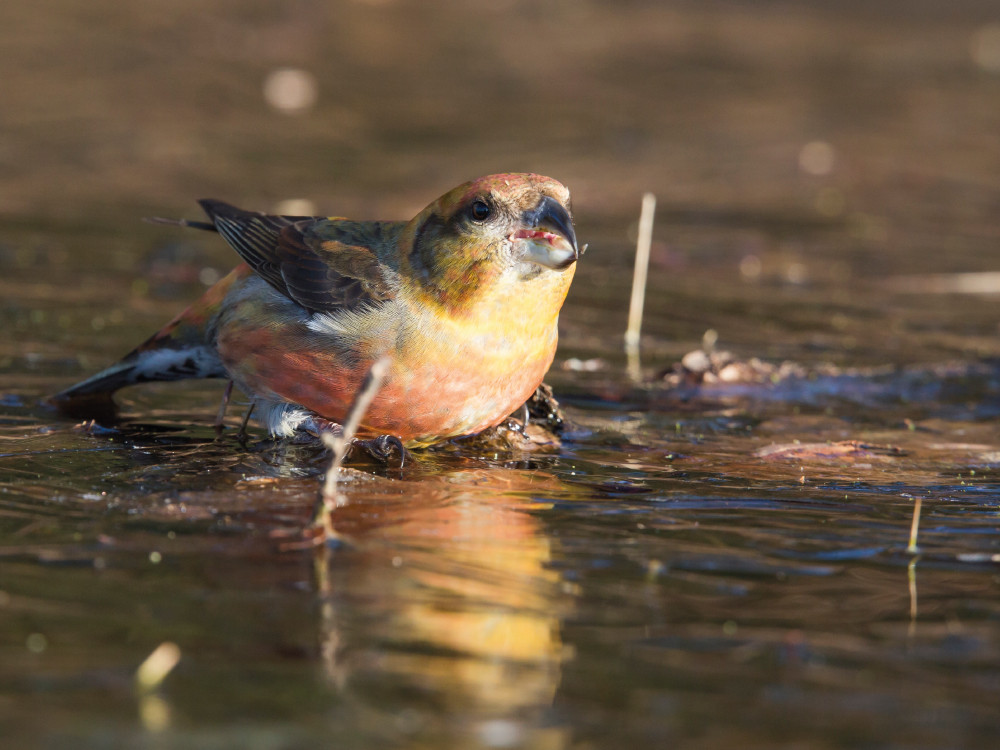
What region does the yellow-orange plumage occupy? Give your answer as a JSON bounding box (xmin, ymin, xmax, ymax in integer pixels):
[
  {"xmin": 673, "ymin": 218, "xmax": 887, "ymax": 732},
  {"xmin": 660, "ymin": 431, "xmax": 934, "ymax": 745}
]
[{"xmin": 54, "ymin": 173, "xmax": 579, "ymax": 447}]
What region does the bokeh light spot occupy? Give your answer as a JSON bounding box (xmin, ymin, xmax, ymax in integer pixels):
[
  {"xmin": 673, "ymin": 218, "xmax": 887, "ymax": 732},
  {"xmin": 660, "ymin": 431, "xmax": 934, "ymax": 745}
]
[{"xmin": 263, "ymin": 68, "xmax": 318, "ymax": 114}]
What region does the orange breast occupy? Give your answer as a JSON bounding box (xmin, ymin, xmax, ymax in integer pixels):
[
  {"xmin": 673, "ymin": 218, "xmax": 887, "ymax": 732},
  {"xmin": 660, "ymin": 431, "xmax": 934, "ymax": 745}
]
[
  {"xmin": 220, "ymin": 326, "xmax": 554, "ymax": 445},
  {"xmin": 214, "ymin": 267, "xmax": 567, "ymax": 446}
]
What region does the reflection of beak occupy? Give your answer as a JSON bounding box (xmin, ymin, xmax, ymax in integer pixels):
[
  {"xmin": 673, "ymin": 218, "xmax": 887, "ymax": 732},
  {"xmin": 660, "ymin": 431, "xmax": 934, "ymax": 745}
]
[{"xmin": 516, "ymin": 196, "xmax": 579, "ymax": 270}]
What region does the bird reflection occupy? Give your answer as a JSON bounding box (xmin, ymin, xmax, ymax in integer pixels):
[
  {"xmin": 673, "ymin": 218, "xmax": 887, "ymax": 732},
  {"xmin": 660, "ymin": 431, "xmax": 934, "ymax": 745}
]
[{"xmin": 312, "ymin": 467, "xmax": 572, "ymax": 745}]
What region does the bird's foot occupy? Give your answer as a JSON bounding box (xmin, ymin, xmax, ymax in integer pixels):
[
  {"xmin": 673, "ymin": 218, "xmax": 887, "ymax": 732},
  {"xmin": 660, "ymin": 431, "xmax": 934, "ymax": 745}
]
[
  {"xmin": 352, "ymin": 434, "xmax": 410, "ymax": 468},
  {"xmin": 297, "ymin": 413, "xmax": 407, "ymax": 467},
  {"xmin": 301, "ymin": 415, "xmax": 344, "ymax": 436},
  {"xmin": 74, "ymin": 419, "xmax": 120, "ymax": 437},
  {"xmin": 525, "ymin": 382, "xmax": 565, "ymax": 433}
]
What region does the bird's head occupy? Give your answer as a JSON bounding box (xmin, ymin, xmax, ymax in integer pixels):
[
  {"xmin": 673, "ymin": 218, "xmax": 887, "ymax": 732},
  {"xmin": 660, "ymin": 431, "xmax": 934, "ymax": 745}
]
[{"xmin": 402, "ymin": 173, "xmax": 579, "ymax": 312}]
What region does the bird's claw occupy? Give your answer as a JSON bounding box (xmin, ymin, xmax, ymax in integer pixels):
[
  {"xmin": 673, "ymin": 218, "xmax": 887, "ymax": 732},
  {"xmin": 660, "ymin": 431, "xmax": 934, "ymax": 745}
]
[
  {"xmin": 352, "ymin": 434, "xmax": 409, "ymax": 468},
  {"xmin": 301, "ymin": 415, "xmax": 408, "ymax": 467}
]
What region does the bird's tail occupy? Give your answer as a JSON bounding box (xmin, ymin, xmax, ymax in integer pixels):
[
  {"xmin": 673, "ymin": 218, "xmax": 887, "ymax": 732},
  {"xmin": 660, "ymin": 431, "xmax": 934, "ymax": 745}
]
[
  {"xmin": 53, "ymin": 344, "xmax": 225, "ymax": 401},
  {"xmin": 50, "ymin": 264, "xmax": 251, "ymax": 419},
  {"xmin": 50, "ymin": 342, "xmax": 226, "ymax": 421}
]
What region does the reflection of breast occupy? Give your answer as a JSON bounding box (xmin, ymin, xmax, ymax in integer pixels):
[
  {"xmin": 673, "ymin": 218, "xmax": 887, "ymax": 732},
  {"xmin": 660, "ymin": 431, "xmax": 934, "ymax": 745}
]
[{"xmin": 317, "ymin": 469, "xmax": 570, "ymax": 732}]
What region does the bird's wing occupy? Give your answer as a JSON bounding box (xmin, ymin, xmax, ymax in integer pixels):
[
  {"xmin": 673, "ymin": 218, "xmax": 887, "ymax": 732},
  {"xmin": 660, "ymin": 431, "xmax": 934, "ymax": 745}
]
[{"xmin": 198, "ymin": 199, "xmax": 400, "ymax": 314}]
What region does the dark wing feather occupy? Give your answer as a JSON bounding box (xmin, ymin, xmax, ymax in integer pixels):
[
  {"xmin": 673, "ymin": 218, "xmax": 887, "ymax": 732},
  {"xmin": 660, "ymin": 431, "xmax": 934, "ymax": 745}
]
[{"xmin": 198, "ymin": 199, "xmax": 400, "ymax": 314}]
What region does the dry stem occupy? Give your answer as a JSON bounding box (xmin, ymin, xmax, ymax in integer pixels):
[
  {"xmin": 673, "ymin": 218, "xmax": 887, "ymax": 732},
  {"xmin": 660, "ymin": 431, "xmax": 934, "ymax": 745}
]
[
  {"xmin": 626, "ymin": 192, "xmax": 656, "ymax": 381},
  {"xmin": 907, "ymin": 495, "xmax": 923, "ymax": 554}
]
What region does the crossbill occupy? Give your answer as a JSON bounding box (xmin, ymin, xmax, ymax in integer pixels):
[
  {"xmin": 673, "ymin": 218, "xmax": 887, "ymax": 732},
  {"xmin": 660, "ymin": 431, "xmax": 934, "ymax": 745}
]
[{"xmin": 53, "ymin": 174, "xmax": 579, "ymax": 448}]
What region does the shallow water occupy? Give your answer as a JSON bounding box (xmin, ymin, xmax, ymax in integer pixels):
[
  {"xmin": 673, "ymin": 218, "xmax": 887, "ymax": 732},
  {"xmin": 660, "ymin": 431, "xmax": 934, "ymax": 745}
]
[{"xmin": 3, "ymin": 2, "xmax": 1000, "ymax": 748}]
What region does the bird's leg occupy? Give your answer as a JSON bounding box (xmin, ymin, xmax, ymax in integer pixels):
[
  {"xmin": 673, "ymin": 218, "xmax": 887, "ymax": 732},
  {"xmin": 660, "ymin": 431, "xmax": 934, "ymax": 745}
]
[
  {"xmin": 237, "ymin": 400, "xmax": 256, "ymax": 444},
  {"xmin": 214, "ymin": 380, "xmax": 234, "ymax": 436}
]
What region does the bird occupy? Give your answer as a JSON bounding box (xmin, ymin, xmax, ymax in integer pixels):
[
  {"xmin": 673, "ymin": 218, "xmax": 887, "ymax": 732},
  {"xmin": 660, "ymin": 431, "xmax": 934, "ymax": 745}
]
[{"xmin": 52, "ymin": 173, "xmax": 580, "ymax": 449}]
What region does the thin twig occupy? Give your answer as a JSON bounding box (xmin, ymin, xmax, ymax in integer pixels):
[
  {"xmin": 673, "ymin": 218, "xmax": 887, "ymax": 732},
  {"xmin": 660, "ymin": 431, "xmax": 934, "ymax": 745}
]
[
  {"xmin": 135, "ymin": 642, "xmax": 181, "ymax": 691},
  {"xmin": 907, "ymin": 495, "xmax": 923, "ymax": 554},
  {"xmin": 312, "ymin": 356, "xmax": 391, "ymax": 534},
  {"xmin": 626, "ymin": 192, "xmax": 656, "ymax": 381},
  {"xmin": 905, "ymin": 494, "xmax": 922, "ymax": 637}
]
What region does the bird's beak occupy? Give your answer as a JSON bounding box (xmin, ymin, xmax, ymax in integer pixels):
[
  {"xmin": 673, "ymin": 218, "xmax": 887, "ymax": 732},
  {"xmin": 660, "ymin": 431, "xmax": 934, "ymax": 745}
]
[{"xmin": 514, "ymin": 196, "xmax": 579, "ymax": 270}]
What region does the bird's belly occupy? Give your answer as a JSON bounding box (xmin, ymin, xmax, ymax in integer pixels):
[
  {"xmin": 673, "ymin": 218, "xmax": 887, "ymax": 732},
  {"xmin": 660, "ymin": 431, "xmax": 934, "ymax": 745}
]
[
  {"xmin": 367, "ymin": 348, "xmax": 553, "ymax": 445},
  {"xmin": 297, "ymin": 335, "xmax": 553, "ymax": 445},
  {"xmin": 217, "ymin": 302, "xmax": 557, "ymax": 445}
]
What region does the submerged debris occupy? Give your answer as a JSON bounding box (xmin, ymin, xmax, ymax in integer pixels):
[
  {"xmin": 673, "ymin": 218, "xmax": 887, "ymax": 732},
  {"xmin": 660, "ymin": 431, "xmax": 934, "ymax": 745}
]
[
  {"xmin": 654, "ymin": 345, "xmax": 1000, "ymax": 411},
  {"xmin": 756, "ymin": 440, "xmax": 904, "ymax": 461},
  {"xmin": 660, "ymin": 347, "xmax": 824, "ymax": 387}
]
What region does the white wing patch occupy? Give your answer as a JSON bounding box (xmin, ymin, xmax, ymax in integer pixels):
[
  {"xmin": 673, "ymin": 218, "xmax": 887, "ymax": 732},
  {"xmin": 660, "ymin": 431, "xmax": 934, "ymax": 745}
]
[
  {"xmin": 305, "ymin": 302, "xmax": 398, "ymax": 344},
  {"xmin": 305, "ymin": 310, "xmax": 357, "ymax": 336},
  {"xmin": 132, "ymin": 346, "xmax": 224, "ymax": 382}
]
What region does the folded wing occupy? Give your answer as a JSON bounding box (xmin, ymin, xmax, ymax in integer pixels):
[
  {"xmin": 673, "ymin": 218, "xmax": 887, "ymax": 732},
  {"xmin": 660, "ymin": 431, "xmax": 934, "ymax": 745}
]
[{"xmin": 198, "ymin": 199, "xmax": 400, "ymax": 314}]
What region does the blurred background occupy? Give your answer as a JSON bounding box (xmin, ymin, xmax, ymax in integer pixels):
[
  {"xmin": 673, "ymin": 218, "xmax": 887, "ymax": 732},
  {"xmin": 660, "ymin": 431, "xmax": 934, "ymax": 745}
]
[
  {"xmin": 2, "ymin": 0, "xmax": 998, "ymax": 216},
  {"xmin": 1, "ymin": 0, "xmax": 999, "ymax": 401},
  {"xmin": 3, "ymin": 0, "xmax": 1000, "ymax": 378}
]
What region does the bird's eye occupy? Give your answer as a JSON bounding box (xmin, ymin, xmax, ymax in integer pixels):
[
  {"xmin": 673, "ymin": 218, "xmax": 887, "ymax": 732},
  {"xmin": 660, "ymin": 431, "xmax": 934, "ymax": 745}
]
[{"xmin": 469, "ymin": 200, "xmax": 491, "ymax": 222}]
